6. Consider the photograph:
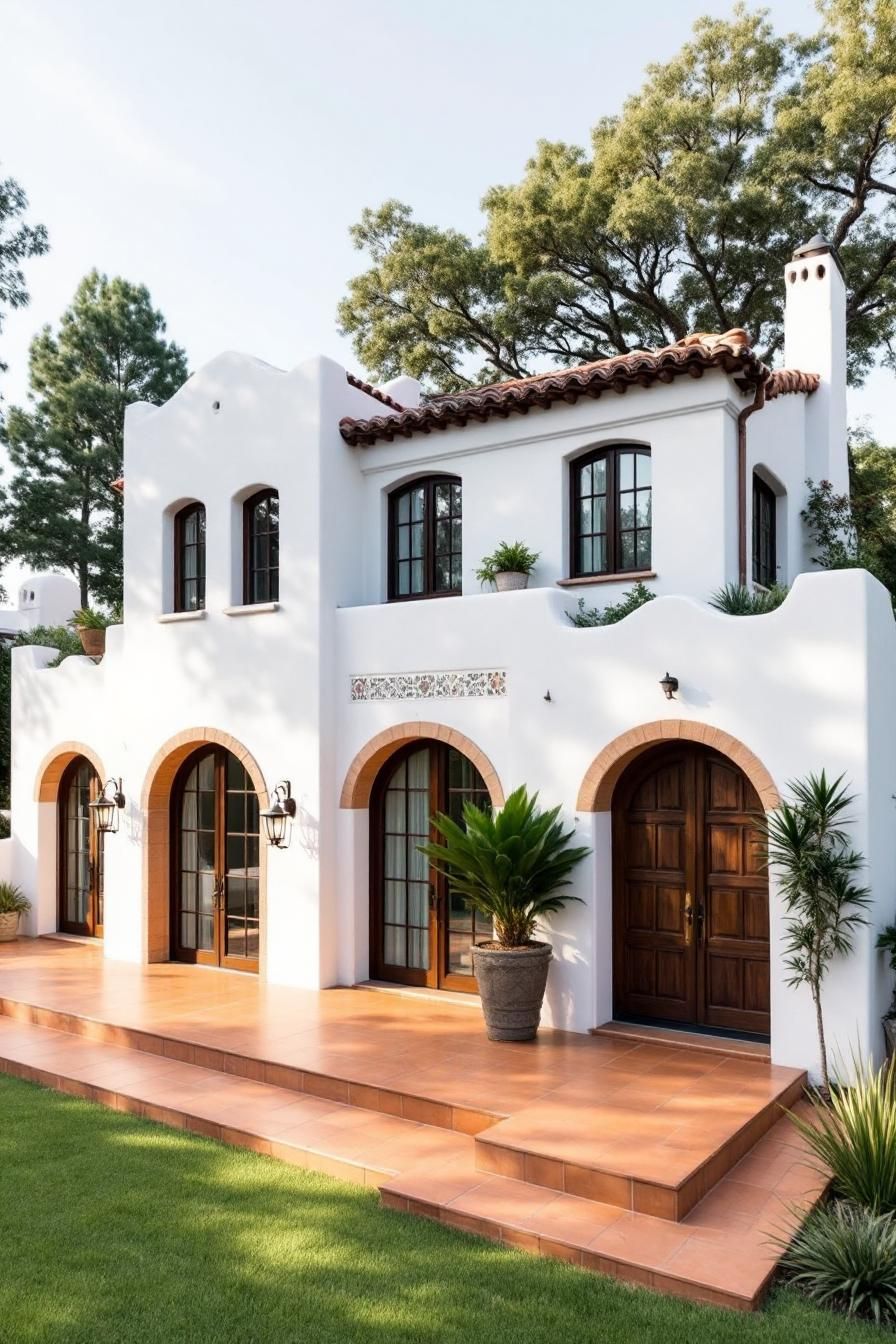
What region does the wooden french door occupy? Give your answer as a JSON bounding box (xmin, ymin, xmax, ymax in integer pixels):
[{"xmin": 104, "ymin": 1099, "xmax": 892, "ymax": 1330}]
[
  {"xmin": 613, "ymin": 743, "xmax": 770, "ymax": 1037},
  {"xmin": 59, "ymin": 757, "xmax": 104, "ymax": 937},
  {"xmin": 371, "ymin": 742, "xmax": 492, "ymax": 992},
  {"xmin": 172, "ymin": 747, "xmax": 260, "ymax": 972}
]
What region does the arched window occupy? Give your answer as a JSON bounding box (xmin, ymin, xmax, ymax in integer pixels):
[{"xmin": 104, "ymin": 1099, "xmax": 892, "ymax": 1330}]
[
  {"xmin": 570, "ymin": 447, "xmax": 651, "ymax": 578},
  {"xmin": 243, "ymin": 489, "xmax": 279, "ymax": 604},
  {"xmin": 388, "ymin": 475, "xmax": 462, "ymax": 600},
  {"xmin": 752, "ymin": 473, "xmax": 777, "ymax": 587},
  {"xmin": 174, "ymin": 503, "xmax": 206, "ymax": 612}
]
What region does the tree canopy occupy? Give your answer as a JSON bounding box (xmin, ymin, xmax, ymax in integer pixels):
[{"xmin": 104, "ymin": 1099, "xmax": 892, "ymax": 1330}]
[
  {"xmin": 0, "ymin": 272, "xmax": 188, "ymax": 608},
  {"xmin": 339, "ymin": 1, "xmax": 896, "ymax": 392},
  {"xmin": 0, "ymin": 165, "xmax": 48, "ymax": 380}
]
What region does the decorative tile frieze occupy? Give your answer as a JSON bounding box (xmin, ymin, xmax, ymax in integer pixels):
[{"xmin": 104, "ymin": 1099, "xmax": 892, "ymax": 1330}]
[{"xmin": 350, "ymin": 669, "xmax": 506, "ymax": 702}]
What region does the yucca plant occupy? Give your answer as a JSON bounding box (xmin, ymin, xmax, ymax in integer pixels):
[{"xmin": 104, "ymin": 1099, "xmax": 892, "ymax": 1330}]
[
  {"xmin": 756, "ymin": 771, "xmax": 870, "ymax": 1093},
  {"xmin": 709, "ymin": 582, "xmax": 789, "ymax": 615},
  {"xmin": 779, "ymin": 1200, "xmax": 896, "ymax": 1325},
  {"xmin": 0, "ymin": 883, "xmax": 30, "ymax": 915},
  {"xmin": 418, "ymin": 785, "xmax": 590, "ymax": 947},
  {"xmin": 789, "ymin": 1054, "xmax": 896, "ymax": 1215}
]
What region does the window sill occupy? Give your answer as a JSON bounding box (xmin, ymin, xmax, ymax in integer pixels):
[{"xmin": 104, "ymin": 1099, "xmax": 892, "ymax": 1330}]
[
  {"xmin": 157, "ymin": 609, "xmax": 207, "ymax": 623},
  {"xmin": 223, "ymin": 602, "xmax": 280, "ymax": 617},
  {"xmin": 556, "ymin": 571, "xmax": 656, "ymax": 589}
]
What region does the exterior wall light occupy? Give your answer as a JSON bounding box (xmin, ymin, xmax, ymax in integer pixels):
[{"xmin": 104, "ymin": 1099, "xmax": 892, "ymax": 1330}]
[
  {"xmin": 89, "ymin": 778, "xmax": 126, "ymax": 833},
  {"xmin": 659, "ymin": 672, "xmax": 679, "ymax": 700},
  {"xmin": 260, "ymin": 781, "xmax": 297, "ymax": 848}
]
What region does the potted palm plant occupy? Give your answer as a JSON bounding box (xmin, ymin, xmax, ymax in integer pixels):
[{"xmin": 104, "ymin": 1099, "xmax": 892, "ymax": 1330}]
[
  {"xmin": 420, "ymin": 786, "xmax": 590, "ymax": 1041},
  {"xmin": 69, "ymin": 607, "xmax": 113, "ymax": 658},
  {"xmin": 0, "ymin": 883, "xmax": 30, "ymax": 942},
  {"xmin": 876, "ymin": 925, "xmax": 896, "ymax": 1058},
  {"xmin": 476, "ymin": 541, "xmax": 540, "ymax": 592}
]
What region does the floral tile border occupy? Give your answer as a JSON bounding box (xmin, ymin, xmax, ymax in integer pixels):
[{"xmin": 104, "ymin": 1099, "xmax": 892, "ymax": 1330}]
[{"xmin": 350, "ymin": 669, "xmax": 506, "ymax": 702}]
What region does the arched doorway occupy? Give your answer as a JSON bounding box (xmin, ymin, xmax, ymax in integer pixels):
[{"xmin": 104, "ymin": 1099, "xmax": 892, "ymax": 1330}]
[
  {"xmin": 370, "ymin": 740, "xmax": 491, "ymax": 992},
  {"xmin": 171, "ymin": 745, "xmax": 260, "ymax": 972},
  {"xmin": 612, "ymin": 742, "xmax": 770, "ymax": 1037},
  {"xmin": 58, "ymin": 756, "xmax": 104, "ymax": 937}
]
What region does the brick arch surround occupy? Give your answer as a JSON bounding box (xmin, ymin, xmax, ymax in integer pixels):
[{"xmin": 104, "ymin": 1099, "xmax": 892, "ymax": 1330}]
[
  {"xmin": 141, "ymin": 729, "xmax": 269, "ymax": 964},
  {"xmin": 576, "ymin": 720, "xmax": 781, "ymax": 813},
  {"xmin": 35, "ymin": 741, "xmax": 107, "ymax": 802},
  {"xmin": 340, "ymin": 722, "xmax": 505, "ymax": 810}
]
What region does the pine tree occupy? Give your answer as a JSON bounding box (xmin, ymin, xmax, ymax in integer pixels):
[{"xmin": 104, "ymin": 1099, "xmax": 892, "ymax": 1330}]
[{"xmin": 0, "ymin": 272, "xmax": 188, "ymax": 608}]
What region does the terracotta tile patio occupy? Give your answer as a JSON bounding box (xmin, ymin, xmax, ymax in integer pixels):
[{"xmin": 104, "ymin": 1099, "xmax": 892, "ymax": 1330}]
[{"xmin": 0, "ymin": 938, "xmax": 826, "ymax": 1311}]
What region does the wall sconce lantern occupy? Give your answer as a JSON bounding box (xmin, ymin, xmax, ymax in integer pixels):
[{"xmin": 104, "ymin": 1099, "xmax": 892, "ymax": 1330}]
[
  {"xmin": 659, "ymin": 672, "xmax": 679, "ymax": 701},
  {"xmin": 260, "ymin": 781, "xmax": 297, "ymax": 849},
  {"xmin": 89, "ymin": 778, "xmax": 126, "ymax": 833}
]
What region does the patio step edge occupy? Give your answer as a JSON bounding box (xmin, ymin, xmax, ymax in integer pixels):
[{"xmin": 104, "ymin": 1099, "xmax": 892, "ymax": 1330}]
[{"xmin": 0, "ymin": 994, "xmax": 501, "ymax": 1137}]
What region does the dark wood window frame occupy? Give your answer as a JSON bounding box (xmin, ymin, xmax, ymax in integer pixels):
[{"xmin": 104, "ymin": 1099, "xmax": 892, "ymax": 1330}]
[
  {"xmin": 569, "ymin": 445, "xmax": 652, "ymax": 579},
  {"xmin": 173, "ymin": 502, "xmax": 206, "ymax": 612},
  {"xmin": 752, "ymin": 473, "xmax": 777, "ymax": 588},
  {"xmin": 58, "ymin": 756, "xmax": 104, "ymax": 938},
  {"xmin": 387, "ymin": 475, "xmax": 462, "ymax": 602},
  {"xmin": 243, "ymin": 489, "xmax": 279, "ymax": 605}
]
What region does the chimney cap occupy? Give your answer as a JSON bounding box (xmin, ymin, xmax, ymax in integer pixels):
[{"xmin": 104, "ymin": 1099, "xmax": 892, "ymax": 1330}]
[{"xmin": 792, "ymin": 234, "xmax": 844, "ymax": 275}]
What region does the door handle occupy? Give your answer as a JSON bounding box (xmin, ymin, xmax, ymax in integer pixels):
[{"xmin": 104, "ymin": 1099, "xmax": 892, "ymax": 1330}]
[
  {"xmin": 213, "ymin": 877, "xmax": 225, "ymax": 910},
  {"xmin": 696, "ymin": 901, "xmax": 706, "ymax": 945},
  {"xmin": 684, "ymin": 893, "xmax": 694, "ymax": 946},
  {"xmin": 428, "ymin": 883, "xmax": 438, "ymax": 913}
]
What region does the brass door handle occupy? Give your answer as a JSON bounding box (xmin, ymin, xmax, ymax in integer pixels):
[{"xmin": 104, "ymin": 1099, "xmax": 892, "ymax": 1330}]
[
  {"xmin": 213, "ymin": 877, "xmax": 225, "ymax": 910},
  {"xmin": 684, "ymin": 893, "xmax": 694, "ymax": 946}
]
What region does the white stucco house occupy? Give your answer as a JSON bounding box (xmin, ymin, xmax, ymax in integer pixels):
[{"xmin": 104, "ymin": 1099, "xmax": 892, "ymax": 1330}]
[
  {"xmin": 3, "ymin": 236, "xmax": 894, "ymax": 1081},
  {"xmin": 0, "ymin": 573, "xmax": 80, "ymax": 642}
]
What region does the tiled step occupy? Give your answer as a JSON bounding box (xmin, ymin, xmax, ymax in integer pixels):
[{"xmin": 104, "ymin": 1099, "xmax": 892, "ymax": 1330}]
[
  {"xmin": 0, "ymin": 1016, "xmax": 471, "ymax": 1185},
  {"xmin": 0, "ymin": 994, "xmax": 499, "ymax": 1137},
  {"xmin": 382, "ymin": 1111, "xmax": 828, "ymax": 1311},
  {"xmin": 474, "ymin": 1053, "xmax": 806, "ymax": 1220}
]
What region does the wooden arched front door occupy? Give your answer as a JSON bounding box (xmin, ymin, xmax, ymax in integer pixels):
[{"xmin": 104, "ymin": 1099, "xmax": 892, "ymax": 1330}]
[
  {"xmin": 171, "ymin": 747, "xmax": 260, "ymax": 972},
  {"xmin": 59, "ymin": 757, "xmax": 104, "ymax": 937},
  {"xmin": 371, "ymin": 741, "xmax": 491, "ymax": 992},
  {"xmin": 612, "ymin": 743, "xmax": 770, "ymax": 1037}
]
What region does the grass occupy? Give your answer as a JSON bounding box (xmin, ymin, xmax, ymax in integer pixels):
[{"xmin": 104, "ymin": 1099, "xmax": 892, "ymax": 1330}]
[{"xmin": 0, "ymin": 1074, "xmax": 880, "ymax": 1344}]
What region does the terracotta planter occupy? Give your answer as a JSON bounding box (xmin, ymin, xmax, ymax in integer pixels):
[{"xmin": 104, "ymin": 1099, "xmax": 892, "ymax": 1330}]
[
  {"xmin": 0, "ymin": 911, "xmax": 20, "ymax": 943},
  {"xmin": 884, "ymin": 1016, "xmax": 896, "ymax": 1060},
  {"xmin": 471, "ymin": 941, "xmax": 552, "ymax": 1042},
  {"xmin": 494, "ymin": 571, "xmax": 529, "ymax": 592},
  {"xmin": 77, "ymin": 626, "xmax": 106, "ymax": 657}
]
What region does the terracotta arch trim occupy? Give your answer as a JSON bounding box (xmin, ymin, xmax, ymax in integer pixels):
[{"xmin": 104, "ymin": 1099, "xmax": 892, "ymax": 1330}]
[
  {"xmin": 577, "ymin": 720, "xmax": 781, "ymax": 813},
  {"xmin": 35, "ymin": 742, "xmax": 108, "ymax": 802},
  {"xmin": 341, "ymin": 722, "xmax": 505, "ymax": 810}
]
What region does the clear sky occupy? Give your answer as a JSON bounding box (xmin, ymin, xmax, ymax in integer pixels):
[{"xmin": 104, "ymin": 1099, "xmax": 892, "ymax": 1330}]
[{"xmin": 1, "ymin": 0, "xmax": 892, "ymax": 594}]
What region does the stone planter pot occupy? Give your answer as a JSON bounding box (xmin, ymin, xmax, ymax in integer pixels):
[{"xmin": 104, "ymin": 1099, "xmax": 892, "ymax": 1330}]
[
  {"xmin": 0, "ymin": 911, "xmax": 20, "ymax": 943},
  {"xmin": 77, "ymin": 627, "xmax": 106, "ymax": 658},
  {"xmin": 494, "ymin": 571, "xmax": 529, "ymax": 592},
  {"xmin": 884, "ymin": 1016, "xmax": 896, "ymax": 1060},
  {"xmin": 471, "ymin": 941, "xmax": 552, "ymax": 1042}
]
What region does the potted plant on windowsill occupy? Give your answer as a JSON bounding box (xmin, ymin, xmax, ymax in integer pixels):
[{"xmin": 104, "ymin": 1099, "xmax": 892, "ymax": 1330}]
[
  {"xmin": 0, "ymin": 884, "xmax": 30, "ymax": 942},
  {"xmin": 877, "ymin": 925, "xmax": 896, "ymax": 1058},
  {"xmin": 419, "ymin": 786, "xmax": 590, "ymax": 1041},
  {"xmin": 69, "ymin": 606, "xmax": 113, "ymax": 658},
  {"xmin": 476, "ymin": 541, "xmax": 540, "ymax": 592}
]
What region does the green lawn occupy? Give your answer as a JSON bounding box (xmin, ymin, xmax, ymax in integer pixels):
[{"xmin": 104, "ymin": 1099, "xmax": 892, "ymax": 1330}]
[{"xmin": 0, "ymin": 1074, "xmax": 877, "ymax": 1344}]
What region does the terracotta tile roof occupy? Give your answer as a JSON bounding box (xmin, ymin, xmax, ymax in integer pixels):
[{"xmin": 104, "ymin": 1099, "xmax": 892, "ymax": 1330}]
[
  {"xmin": 339, "ymin": 331, "xmax": 818, "ymax": 447},
  {"xmin": 109, "ymin": 477, "xmax": 124, "ymax": 494},
  {"xmin": 345, "ymin": 372, "xmax": 404, "ymax": 411}
]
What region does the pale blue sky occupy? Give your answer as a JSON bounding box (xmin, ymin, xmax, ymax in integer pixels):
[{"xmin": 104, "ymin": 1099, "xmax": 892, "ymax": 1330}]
[{"xmin": 1, "ymin": 0, "xmax": 892, "ymax": 591}]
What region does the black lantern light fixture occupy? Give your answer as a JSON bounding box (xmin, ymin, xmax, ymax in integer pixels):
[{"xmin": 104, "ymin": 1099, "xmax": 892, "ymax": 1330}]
[
  {"xmin": 659, "ymin": 672, "xmax": 679, "ymax": 701},
  {"xmin": 260, "ymin": 781, "xmax": 297, "ymax": 849},
  {"xmin": 89, "ymin": 778, "xmax": 126, "ymax": 833}
]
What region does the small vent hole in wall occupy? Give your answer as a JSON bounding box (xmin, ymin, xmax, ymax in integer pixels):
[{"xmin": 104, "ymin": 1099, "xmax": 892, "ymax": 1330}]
[
  {"xmin": 788, "ymin": 270, "xmax": 797, "ymax": 284},
  {"xmin": 212, "ymin": 400, "xmax": 221, "ymax": 413},
  {"xmin": 801, "ymin": 267, "xmax": 809, "ymax": 281},
  {"xmin": 817, "ymin": 264, "xmax": 826, "ymax": 279}
]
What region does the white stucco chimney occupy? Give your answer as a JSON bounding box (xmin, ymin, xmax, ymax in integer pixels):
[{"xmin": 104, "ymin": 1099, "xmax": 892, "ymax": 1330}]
[{"xmin": 783, "ymin": 235, "xmax": 848, "ymax": 494}]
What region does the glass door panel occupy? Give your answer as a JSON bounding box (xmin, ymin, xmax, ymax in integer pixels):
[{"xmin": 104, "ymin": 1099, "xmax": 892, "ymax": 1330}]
[
  {"xmin": 223, "ymin": 753, "xmax": 260, "ymax": 968},
  {"xmin": 379, "ymin": 749, "xmax": 431, "ymax": 981},
  {"xmin": 59, "ymin": 758, "xmax": 103, "ymax": 936}
]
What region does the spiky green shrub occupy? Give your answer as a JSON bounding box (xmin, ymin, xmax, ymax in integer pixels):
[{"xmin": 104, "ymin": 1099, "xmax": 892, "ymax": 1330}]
[
  {"xmin": 566, "ymin": 581, "xmax": 655, "ymax": 627},
  {"xmin": 780, "ymin": 1200, "xmax": 896, "ymax": 1325},
  {"xmin": 708, "ymin": 582, "xmax": 789, "ymax": 614},
  {"xmin": 0, "ymin": 883, "xmax": 30, "ymax": 915},
  {"xmin": 418, "ymin": 785, "xmax": 590, "ymax": 947},
  {"xmin": 475, "ymin": 541, "xmax": 540, "ymax": 584},
  {"xmin": 789, "ymin": 1055, "xmax": 896, "ymax": 1215}
]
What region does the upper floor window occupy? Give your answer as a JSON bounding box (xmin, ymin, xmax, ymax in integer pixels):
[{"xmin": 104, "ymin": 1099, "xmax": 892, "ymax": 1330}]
[
  {"xmin": 388, "ymin": 476, "xmax": 462, "ymax": 600},
  {"xmin": 752, "ymin": 474, "xmax": 777, "ymax": 587},
  {"xmin": 244, "ymin": 489, "xmax": 279, "ymax": 604},
  {"xmin": 571, "ymin": 446, "xmax": 651, "ymax": 578},
  {"xmin": 174, "ymin": 503, "xmax": 206, "ymax": 612}
]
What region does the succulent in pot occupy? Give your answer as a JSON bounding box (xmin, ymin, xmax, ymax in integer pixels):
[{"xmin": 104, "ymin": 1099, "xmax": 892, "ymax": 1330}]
[
  {"xmin": 476, "ymin": 541, "xmax": 539, "ymax": 592},
  {"xmin": 0, "ymin": 883, "xmax": 31, "ymax": 942},
  {"xmin": 877, "ymin": 925, "xmax": 896, "ymax": 1058},
  {"xmin": 69, "ymin": 606, "xmax": 114, "ymax": 658},
  {"xmin": 419, "ymin": 786, "xmax": 590, "ymax": 1041}
]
